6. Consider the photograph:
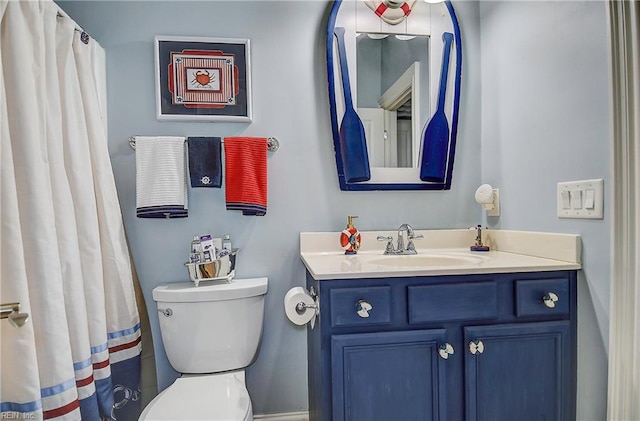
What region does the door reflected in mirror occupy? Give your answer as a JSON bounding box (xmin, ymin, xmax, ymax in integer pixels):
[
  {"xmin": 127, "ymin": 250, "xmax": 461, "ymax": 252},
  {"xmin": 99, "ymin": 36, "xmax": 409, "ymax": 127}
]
[{"xmin": 356, "ymin": 33, "xmax": 429, "ymax": 169}]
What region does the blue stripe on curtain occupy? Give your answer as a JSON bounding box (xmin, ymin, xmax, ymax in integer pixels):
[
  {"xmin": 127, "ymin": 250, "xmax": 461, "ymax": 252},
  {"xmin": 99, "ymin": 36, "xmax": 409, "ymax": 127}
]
[
  {"xmin": 40, "ymin": 378, "xmax": 76, "ymax": 397},
  {"xmin": 91, "ymin": 343, "xmax": 109, "ymax": 354},
  {"xmin": 73, "ymin": 357, "xmax": 93, "ymax": 370},
  {"xmin": 0, "ymin": 400, "xmax": 42, "ymax": 413},
  {"xmin": 108, "ymin": 323, "xmax": 140, "ymax": 339}
]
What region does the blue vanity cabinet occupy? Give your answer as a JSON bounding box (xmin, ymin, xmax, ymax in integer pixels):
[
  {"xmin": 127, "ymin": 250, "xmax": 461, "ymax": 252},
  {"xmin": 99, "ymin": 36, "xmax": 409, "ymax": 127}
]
[
  {"xmin": 306, "ymin": 270, "xmax": 577, "ymax": 421},
  {"xmin": 464, "ymin": 321, "xmax": 572, "ymax": 421},
  {"xmin": 332, "ymin": 329, "xmax": 448, "ymax": 421}
]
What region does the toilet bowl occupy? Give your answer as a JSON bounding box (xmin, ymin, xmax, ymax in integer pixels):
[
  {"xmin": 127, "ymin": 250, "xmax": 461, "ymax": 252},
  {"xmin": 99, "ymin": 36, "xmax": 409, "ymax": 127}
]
[
  {"xmin": 139, "ymin": 373, "xmax": 252, "ymax": 421},
  {"xmin": 139, "ymin": 277, "xmax": 268, "ymax": 421}
]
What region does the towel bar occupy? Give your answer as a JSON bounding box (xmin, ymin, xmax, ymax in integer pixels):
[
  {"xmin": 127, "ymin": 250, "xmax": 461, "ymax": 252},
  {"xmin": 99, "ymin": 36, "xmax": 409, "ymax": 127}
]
[{"xmin": 129, "ymin": 136, "xmax": 280, "ymax": 152}]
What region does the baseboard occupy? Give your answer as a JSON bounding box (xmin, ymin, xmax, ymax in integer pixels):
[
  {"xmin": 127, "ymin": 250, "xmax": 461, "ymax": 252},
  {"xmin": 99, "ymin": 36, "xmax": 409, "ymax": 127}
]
[{"xmin": 254, "ymin": 411, "xmax": 309, "ymax": 421}]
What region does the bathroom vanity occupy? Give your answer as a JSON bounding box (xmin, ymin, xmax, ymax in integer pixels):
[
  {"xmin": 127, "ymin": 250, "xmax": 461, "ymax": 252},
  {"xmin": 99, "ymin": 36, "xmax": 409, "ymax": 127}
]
[{"xmin": 300, "ymin": 229, "xmax": 581, "ymax": 421}]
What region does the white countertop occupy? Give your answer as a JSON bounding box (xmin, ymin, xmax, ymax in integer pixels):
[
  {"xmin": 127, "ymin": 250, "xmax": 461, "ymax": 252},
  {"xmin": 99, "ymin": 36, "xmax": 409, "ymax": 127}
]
[{"xmin": 300, "ymin": 229, "xmax": 582, "ymax": 280}]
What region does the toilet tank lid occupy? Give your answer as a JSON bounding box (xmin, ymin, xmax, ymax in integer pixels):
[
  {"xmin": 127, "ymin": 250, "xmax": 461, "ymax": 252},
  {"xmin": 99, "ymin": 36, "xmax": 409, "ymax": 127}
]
[{"xmin": 153, "ymin": 277, "xmax": 268, "ymax": 303}]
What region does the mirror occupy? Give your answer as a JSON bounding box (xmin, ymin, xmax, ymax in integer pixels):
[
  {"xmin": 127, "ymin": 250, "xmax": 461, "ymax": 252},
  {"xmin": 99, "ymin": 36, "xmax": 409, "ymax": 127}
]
[
  {"xmin": 326, "ymin": 0, "xmax": 462, "ymax": 190},
  {"xmin": 356, "ymin": 33, "xmax": 429, "ymax": 168}
]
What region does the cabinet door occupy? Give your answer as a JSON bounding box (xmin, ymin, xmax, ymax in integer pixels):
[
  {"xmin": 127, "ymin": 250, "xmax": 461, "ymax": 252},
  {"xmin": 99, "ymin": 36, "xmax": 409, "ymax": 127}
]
[
  {"xmin": 465, "ymin": 321, "xmax": 572, "ymax": 421},
  {"xmin": 332, "ymin": 329, "xmax": 449, "ymax": 421}
]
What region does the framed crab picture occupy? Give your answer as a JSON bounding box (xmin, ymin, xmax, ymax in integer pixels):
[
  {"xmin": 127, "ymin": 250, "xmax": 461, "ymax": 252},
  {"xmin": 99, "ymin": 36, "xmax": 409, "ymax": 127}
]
[{"xmin": 154, "ymin": 36, "xmax": 252, "ymax": 122}]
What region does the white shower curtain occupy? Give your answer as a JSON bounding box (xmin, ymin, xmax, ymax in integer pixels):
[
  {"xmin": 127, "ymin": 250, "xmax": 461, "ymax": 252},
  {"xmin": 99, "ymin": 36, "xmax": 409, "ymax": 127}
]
[
  {"xmin": 608, "ymin": 1, "xmax": 640, "ymax": 419},
  {"xmin": 0, "ymin": 1, "xmax": 141, "ymax": 420}
]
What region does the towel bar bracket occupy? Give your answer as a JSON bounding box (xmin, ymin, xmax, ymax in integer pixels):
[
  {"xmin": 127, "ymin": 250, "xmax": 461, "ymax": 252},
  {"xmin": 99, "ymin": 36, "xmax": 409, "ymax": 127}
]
[
  {"xmin": 1, "ymin": 302, "xmax": 29, "ymax": 328},
  {"xmin": 266, "ymin": 137, "xmax": 279, "ymax": 152},
  {"xmin": 129, "ymin": 136, "xmax": 280, "ymax": 152}
]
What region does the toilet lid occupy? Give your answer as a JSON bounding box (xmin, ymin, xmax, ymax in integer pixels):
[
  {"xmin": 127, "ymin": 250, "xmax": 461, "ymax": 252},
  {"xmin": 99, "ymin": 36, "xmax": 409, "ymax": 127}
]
[{"xmin": 140, "ymin": 374, "xmax": 251, "ymax": 421}]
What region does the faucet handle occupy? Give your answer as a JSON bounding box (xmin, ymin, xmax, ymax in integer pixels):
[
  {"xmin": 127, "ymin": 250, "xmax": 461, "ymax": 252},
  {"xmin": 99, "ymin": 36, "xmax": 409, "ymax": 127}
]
[
  {"xmin": 406, "ymin": 232, "xmax": 423, "ymax": 251},
  {"xmin": 377, "ymin": 235, "xmax": 395, "ymax": 254}
]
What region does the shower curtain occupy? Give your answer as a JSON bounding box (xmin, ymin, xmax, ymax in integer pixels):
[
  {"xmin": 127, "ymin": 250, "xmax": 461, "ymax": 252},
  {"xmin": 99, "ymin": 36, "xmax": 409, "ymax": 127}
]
[
  {"xmin": 1, "ymin": 1, "xmax": 142, "ymax": 420},
  {"xmin": 607, "ymin": 0, "xmax": 640, "ymax": 419}
]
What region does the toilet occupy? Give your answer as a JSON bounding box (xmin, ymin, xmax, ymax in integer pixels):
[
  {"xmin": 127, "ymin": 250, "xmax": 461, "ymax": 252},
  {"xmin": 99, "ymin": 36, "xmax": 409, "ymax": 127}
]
[{"xmin": 139, "ymin": 277, "xmax": 268, "ymax": 421}]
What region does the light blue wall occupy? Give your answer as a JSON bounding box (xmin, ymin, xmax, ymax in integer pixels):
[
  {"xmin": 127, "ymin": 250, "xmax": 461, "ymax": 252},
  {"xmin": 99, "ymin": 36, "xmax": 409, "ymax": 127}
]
[
  {"xmin": 60, "ymin": 0, "xmax": 609, "ymax": 417},
  {"xmin": 478, "ymin": 2, "xmax": 610, "ymax": 419},
  {"xmin": 59, "ymin": 0, "xmax": 482, "ymax": 415}
]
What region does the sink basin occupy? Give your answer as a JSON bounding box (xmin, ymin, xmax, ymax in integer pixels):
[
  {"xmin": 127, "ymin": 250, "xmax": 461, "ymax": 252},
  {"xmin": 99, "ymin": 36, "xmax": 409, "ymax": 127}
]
[{"xmin": 369, "ymin": 253, "xmax": 486, "ymax": 268}]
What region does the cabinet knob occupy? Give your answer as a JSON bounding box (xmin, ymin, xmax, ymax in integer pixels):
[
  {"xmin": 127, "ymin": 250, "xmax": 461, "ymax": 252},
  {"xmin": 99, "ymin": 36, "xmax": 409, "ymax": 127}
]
[
  {"xmin": 469, "ymin": 339, "xmax": 484, "ymax": 355},
  {"xmin": 438, "ymin": 343, "xmax": 455, "ymax": 360},
  {"xmin": 543, "ymin": 292, "xmax": 559, "ymax": 308},
  {"xmin": 355, "ymin": 300, "xmax": 372, "ymax": 318}
]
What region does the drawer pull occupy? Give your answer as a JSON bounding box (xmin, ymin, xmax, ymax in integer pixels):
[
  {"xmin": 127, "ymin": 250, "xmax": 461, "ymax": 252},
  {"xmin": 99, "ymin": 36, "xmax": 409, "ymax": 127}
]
[
  {"xmin": 469, "ymin": 339, "xmax": 484, "ymax": 355},
  {"xmin": 543, "ymin": 292, "xmax": 559, "ymax": 308},
  {"xmin": 356, "ymin": 300, "xmax": 372, "ymax": 318},
  {"xmin": 438, "ymin": 343, "xmax": 455, "ymax": 360}
]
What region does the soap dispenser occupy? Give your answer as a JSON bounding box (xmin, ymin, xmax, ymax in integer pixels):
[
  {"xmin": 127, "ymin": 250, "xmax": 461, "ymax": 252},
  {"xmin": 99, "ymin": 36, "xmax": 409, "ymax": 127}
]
[
  {"xmin": 340, "ymin": 216, "xmax": 361, "ymax": 255},
  {"xmin": 470, "ymin": 225, "xmax": 490, "ymax": 252}
]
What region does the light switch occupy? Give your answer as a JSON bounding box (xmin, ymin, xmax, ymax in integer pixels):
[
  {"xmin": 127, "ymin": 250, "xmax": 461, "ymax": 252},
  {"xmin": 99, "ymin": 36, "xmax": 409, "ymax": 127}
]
[
  {"xmin": 561, "ymin": 191, "xmax": 571, "ymax": 209},
  {"xmin": 585, "ymin": 189, "xmax": 595, "ymax": 209},
  {"xmin": 570, "ymin": 189, "xmax": 582, "ymax": 209},
  {"xmin": 557, "ymin": 179, "xmax": 604, "ymax": 219}
]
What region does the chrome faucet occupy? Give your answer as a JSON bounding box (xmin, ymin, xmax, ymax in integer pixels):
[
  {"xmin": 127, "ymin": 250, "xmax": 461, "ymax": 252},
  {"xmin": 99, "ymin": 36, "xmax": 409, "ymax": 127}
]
[{"xmin": 377, "ymin": 223, "xmax": 424, "ymax": 255}]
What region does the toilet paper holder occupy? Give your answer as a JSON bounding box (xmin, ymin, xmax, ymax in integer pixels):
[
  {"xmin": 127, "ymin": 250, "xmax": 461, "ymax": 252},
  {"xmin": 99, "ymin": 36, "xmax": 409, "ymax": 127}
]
[
  {"xmin": 295, "ymin": 286, "xmax": 318, "ymax": 314},
  {"xmin": 296, "ymin": 301, "xmax": 317, "ymax": 314},
  {"xmin": 284, "ymin": 286, "xmax": 319, "ymax": 328}
]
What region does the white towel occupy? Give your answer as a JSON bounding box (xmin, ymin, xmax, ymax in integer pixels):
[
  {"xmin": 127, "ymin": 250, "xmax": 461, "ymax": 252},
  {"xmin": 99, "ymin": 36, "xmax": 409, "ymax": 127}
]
[{"xmin": 135, "ymin": 136, "xmax": 188, "ymax": 218}]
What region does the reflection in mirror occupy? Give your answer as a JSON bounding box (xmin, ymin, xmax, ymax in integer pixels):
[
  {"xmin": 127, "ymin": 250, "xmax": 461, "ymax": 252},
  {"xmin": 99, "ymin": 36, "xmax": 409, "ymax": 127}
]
[
  {"xmin": 326, "ymin": 0, "xmax": 462, "ymax": 191},
  {"xmin": 356, "ymin": 34, "xmax": 429, "ymax": 168}
]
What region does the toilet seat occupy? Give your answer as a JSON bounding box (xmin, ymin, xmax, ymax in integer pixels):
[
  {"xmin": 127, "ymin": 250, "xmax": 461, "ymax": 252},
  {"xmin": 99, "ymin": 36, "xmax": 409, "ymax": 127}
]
[{"xmin": 139, "ymin": 373, "xmax": 252, "ymax": 421}]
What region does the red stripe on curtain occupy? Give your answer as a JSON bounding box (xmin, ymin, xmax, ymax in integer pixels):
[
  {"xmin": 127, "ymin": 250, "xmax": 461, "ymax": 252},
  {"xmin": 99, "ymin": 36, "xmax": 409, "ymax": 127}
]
[
  {"xmin": 93, "ymin": 359, "xmax": 109, "ymax": 370},
  {"xmin": 76, "ymin": 374, "xmax": 94, "ymax": 388},
  {"xmin": 43, "ymin": 399, "xmax": 80, "ymax": 419},
  {"xmin": 109, "ymin": 336, "xmax": 142, "ymax": 354}
]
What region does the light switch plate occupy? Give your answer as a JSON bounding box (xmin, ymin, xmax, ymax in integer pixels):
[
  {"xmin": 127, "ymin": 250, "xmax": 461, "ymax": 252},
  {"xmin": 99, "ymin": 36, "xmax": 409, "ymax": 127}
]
[{"xmin": 557, "ymin": 179, "xmax": 604, "ymax": 219}]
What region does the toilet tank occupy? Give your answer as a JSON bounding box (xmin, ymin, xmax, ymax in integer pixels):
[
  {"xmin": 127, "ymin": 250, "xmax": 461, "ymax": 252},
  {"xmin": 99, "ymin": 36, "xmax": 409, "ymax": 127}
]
[{"xmin": 152, "ymin": 277, "xmax": 268, "ymax": 374}]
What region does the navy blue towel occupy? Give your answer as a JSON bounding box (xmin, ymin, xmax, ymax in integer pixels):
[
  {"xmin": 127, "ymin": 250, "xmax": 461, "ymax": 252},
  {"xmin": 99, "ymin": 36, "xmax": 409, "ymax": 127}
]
[{"xmin": 187, "ymin": 137, "xmax": 222, "ymax": 188}]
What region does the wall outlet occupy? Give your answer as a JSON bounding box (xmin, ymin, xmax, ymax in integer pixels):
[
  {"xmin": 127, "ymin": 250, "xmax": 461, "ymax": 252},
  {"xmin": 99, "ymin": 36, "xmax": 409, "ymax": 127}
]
[{"xmin": 557, "ymin": 179, "xmax": 604, "ymax": 219}]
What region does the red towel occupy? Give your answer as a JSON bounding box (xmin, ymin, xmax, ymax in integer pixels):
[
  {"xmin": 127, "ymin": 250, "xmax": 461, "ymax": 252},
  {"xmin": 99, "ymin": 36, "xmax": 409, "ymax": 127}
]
[{"xmin": 224, "ymin": 136, "xmax": 268, "ymax": 215}]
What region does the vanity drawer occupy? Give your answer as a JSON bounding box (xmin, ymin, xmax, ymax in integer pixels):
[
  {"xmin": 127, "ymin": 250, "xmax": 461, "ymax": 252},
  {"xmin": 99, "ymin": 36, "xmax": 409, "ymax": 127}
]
[
  {"xmin": 515, "ymin": 278, "xmax": 569, "ymax": 317},
  {"xmin": 330, "ymin": 286, "xmax": 391, "ymax": 327},
  {"xmin": 408, "ymin": 281, "xmax": 498, "ymax": 324}
]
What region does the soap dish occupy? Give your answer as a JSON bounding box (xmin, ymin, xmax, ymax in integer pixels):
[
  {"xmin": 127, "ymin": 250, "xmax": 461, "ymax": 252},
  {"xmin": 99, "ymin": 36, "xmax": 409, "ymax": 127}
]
[{"xmin": 184, "ymin": 249, "xmax": 238, "ymax": 287}]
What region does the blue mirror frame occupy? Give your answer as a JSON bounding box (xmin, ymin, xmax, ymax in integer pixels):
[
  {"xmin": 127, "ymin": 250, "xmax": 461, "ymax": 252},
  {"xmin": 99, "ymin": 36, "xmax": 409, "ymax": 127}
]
[{"xmin": 326, "ymin": 0, "xmax": 462, "ymax": 191}]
